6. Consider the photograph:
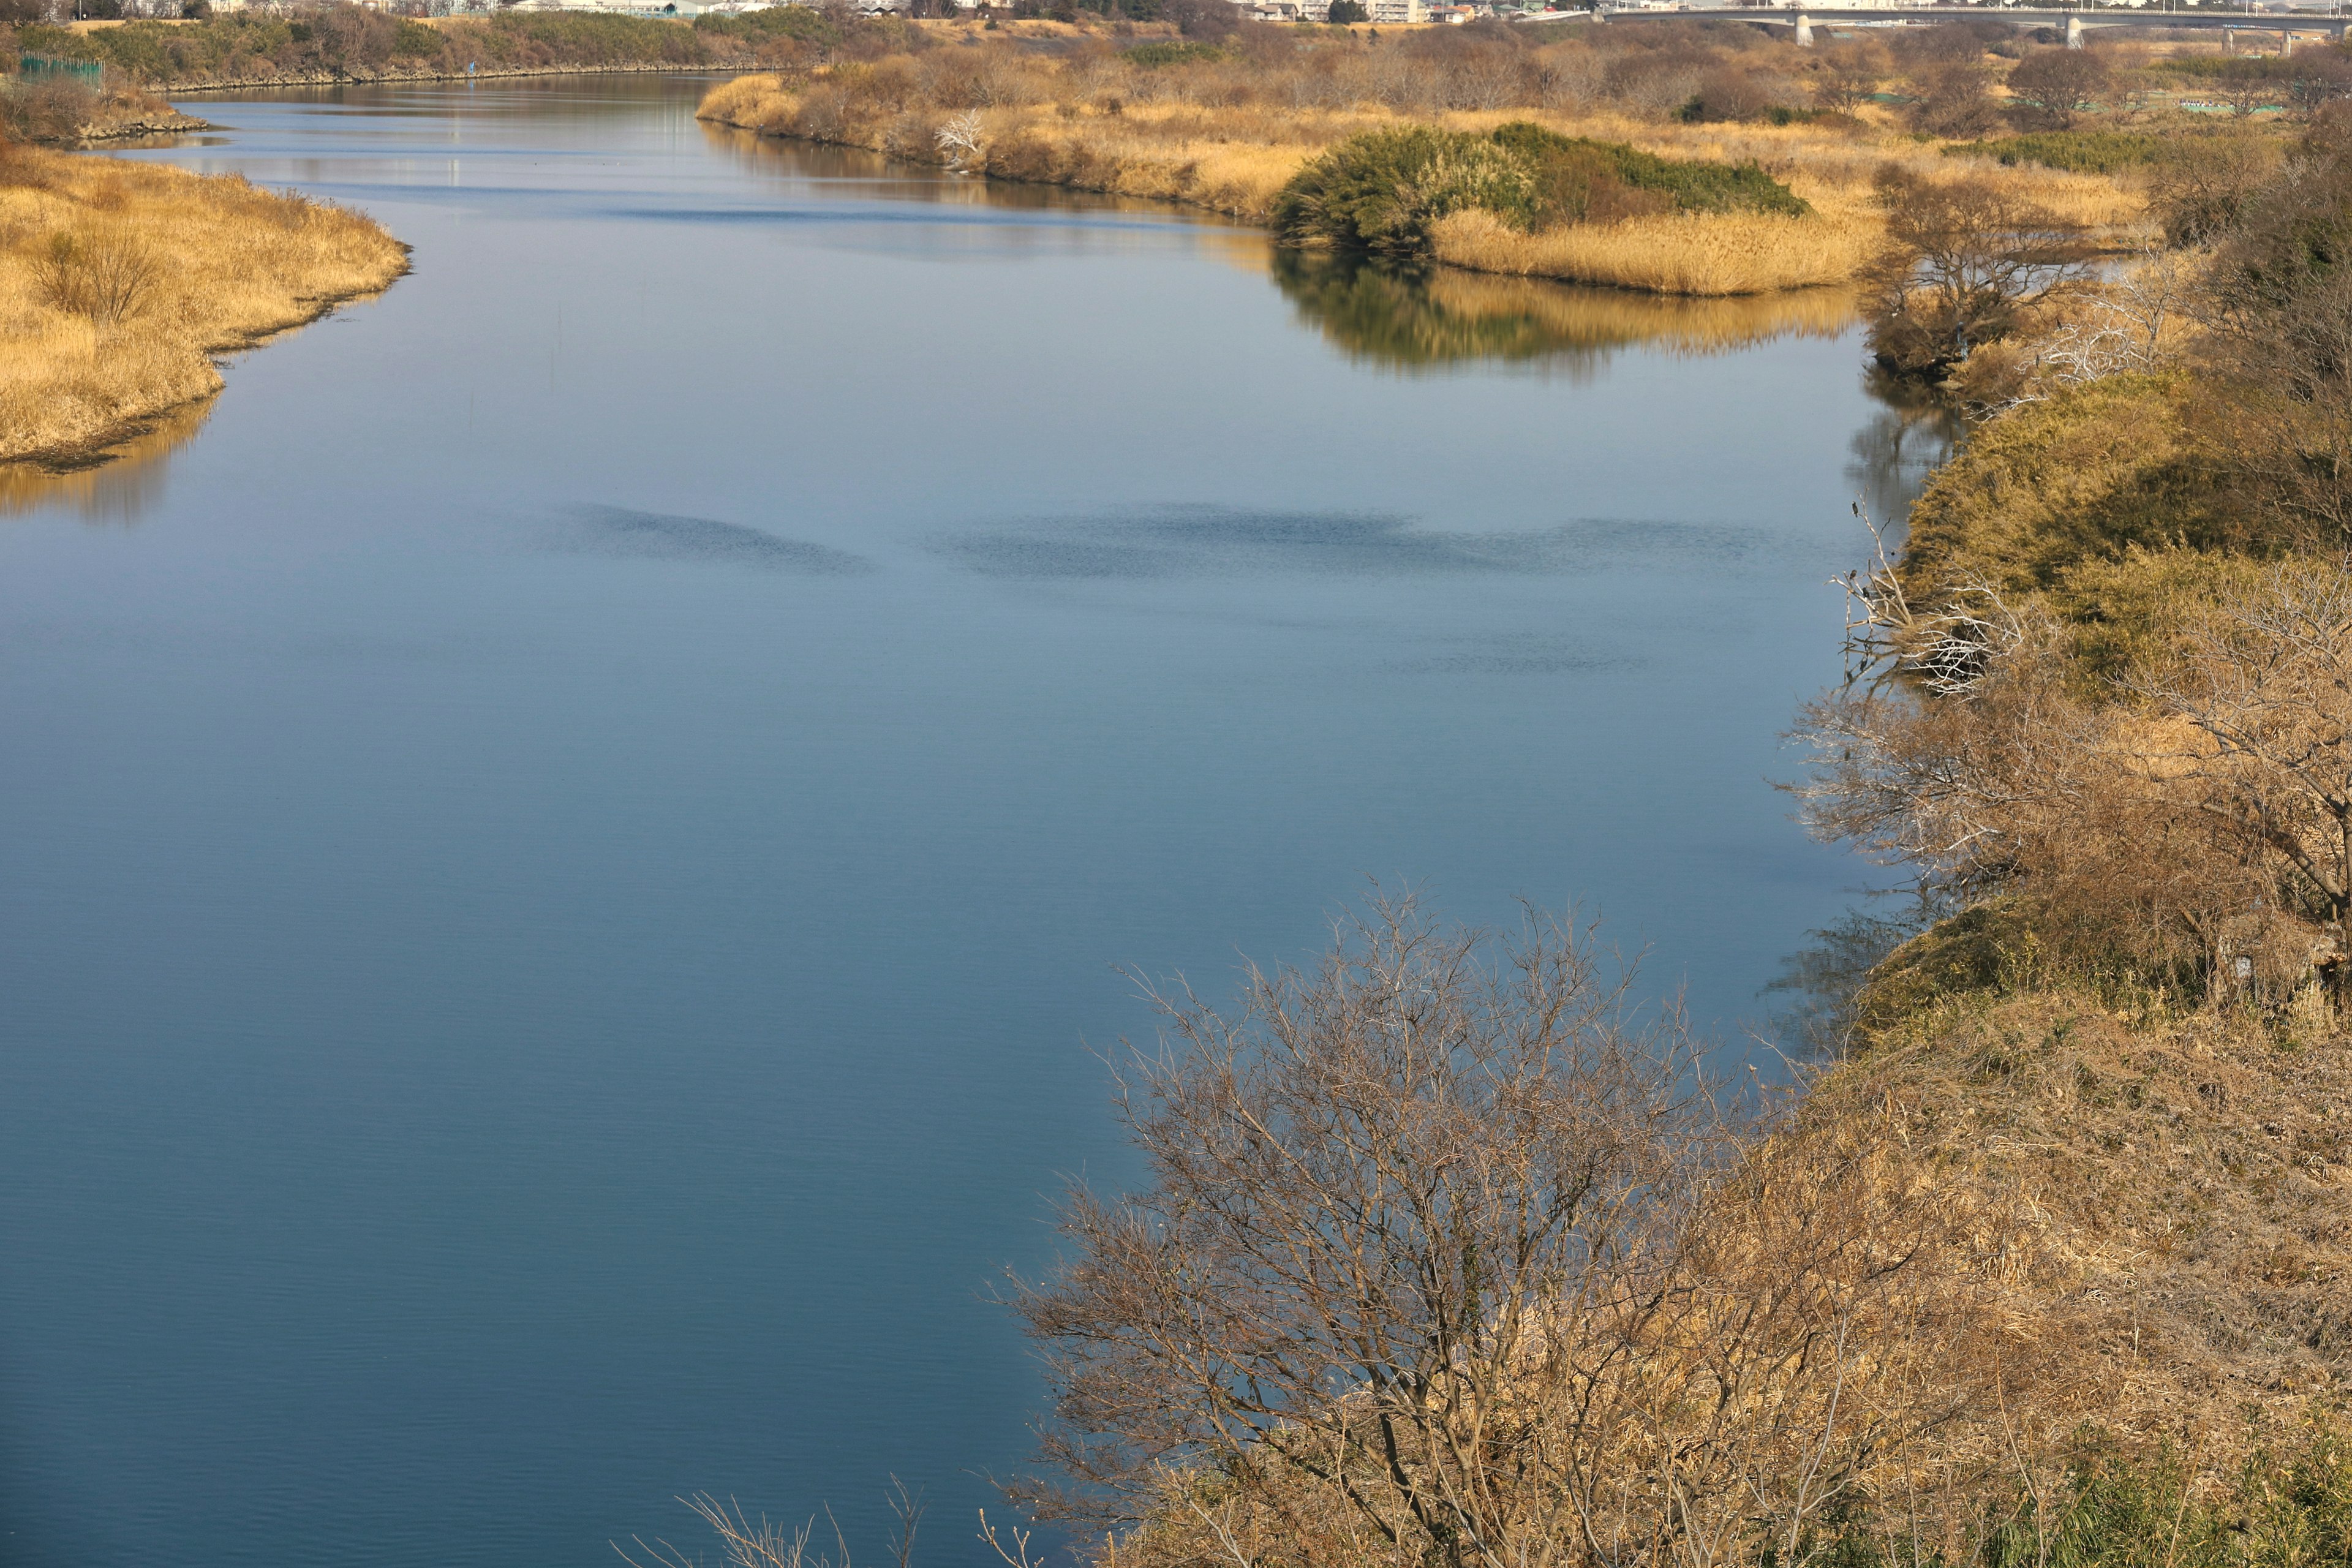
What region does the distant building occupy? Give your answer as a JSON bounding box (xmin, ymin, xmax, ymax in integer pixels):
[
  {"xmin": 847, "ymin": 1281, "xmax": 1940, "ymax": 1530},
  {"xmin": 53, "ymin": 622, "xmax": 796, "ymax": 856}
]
[{"xmin": 1367, "ymin": 0, "xmax": 1425, "ymax": 20}]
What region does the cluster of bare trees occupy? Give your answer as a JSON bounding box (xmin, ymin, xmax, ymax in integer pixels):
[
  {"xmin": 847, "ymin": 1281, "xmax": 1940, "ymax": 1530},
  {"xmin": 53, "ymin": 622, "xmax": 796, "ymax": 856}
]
[
  {"xmin": 999, "ymin": 896, "xmax": 2022, "ymax": 1568},
  {"xmin": 1795, "ymin": 540, "xmax": 2352, "ymax": 1001}
]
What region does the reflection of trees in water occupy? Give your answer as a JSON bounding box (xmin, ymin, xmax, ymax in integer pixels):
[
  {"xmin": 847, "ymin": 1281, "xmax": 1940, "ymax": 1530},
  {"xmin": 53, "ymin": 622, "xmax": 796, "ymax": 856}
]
[
  {"xmin": 1759, "ymin": 899, "xmax": 1937, "ymax": 1061},
  {"xmin": 0, "ymin": 398, "xmax": 213, "ymax": 525},
  {"xmin": 1845, "ymin": 366, "xmax": 1963, "ymax": 532},
  {"xmin": 1269, "ymin": 249, "xmax": 1859, "ymax": 375}
]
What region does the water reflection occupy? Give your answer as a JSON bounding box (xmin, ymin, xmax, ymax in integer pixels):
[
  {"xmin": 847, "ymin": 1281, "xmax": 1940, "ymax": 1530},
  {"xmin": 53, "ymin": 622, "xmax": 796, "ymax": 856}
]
[
  {"xmin": 0, "ymin": 398, "xmax": 213, "ymax": 523},
  {"xmin": 1271, "ymin": 251, "xmax": 1859, "ymax": 377},
  {"xmin": 699, "ymin": 122, "xmax": 1270, "ymax": 268},
  {"xmin": 1760, "ymin": 902, "xmax": 1933, "ymax": 1060},
  {"xmin": 1846, "ymin": 368, "xmax": 1964, "ymax": 529}
]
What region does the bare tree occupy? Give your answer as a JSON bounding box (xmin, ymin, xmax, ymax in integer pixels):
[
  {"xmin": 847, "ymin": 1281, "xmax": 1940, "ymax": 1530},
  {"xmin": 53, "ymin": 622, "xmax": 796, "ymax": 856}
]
[
  {"xmin": 935, "ymin": 108, "xmax": 986, "ymax": 170},
  {"xmin": 1810, "ymin": 44, "xmax": 1882, "ymax": 115},
  {"xmin": 1010, "ymin": 895, "xmax": 2000, "ymax": 1568},
  {"xmin": 2002, "ymin": 47, "xmax": 2110, "ymax": 130},
  {"xmin": 1863, "ymin": 168, "xmax": 2093, "ymax": 376}
]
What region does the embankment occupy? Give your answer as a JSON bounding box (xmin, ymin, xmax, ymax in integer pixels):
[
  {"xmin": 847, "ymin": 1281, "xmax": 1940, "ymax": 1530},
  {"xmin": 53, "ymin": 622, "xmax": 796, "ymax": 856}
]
[{"xmin": 0, "ymin": 143, "xmax": 408, "ymax": 466}]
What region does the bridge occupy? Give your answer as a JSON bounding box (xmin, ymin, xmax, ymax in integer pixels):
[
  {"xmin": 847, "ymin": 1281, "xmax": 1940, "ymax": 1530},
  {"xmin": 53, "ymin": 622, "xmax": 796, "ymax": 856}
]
[{"xmin": 1562, "ymin": 4, "xmax": 2351, "ymax": 47}]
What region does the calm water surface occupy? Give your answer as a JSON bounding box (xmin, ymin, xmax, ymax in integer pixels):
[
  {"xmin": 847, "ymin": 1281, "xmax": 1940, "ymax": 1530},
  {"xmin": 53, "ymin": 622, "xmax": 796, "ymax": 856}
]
[{"xmin": 1, "ymin": 76, "xmax": 1936, "ymax": 1568}]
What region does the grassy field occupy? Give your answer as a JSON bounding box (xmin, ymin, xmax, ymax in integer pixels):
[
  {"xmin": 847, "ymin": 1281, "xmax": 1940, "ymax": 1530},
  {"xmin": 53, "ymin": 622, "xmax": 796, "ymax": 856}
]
[{"xmin": 0, "ymin": 143, "xmax": 407, "ymax": 465}]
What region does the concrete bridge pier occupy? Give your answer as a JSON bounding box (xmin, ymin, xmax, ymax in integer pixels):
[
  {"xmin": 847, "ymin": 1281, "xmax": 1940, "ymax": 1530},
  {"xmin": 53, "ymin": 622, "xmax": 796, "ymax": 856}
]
[
  {"xmin": 1793, "ymin": 10, "xmax": 1812, "ymax": 45},
  {"xmin": 2282, "ymin": 27, "xmax": 2296, "ymax": 55},
  {"xmin": 2065, "ymin": 13, "xmax": 2083, "ymax": 48}
]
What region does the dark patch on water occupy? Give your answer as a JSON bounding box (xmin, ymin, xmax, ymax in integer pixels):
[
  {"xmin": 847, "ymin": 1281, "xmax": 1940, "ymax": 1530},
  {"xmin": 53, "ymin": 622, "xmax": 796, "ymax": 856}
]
[
  {"xmin": 1387, "ymin": 633, "xmax": 1637, "ymax": 676},
  {"xmin": 561, "ymin": 505, "xmax": 875, "ymax": 574},
  {"xmin": 932, "ymin": 505, "xmax": 1780, "ymax": 581}
]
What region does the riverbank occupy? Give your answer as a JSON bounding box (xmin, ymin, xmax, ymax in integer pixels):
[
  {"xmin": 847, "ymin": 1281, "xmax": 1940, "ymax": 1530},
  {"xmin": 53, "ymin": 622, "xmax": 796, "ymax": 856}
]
[
  {"xmin": 0, "ymin": 144, "xmax": 407, "ymax": 466},
  {"xmin": 695, "ymin": 59, "xmax": 2136, "ymax": 296},
  {"xmin": 0, "ymin": 8, "xmax": 807, "ymax": 96}
]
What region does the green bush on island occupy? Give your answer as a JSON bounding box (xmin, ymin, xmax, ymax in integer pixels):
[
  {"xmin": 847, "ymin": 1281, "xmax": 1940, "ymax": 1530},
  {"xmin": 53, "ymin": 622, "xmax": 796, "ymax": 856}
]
[{"xmin": 1272, "ymin": 121, "xmax": 1808, "ymax": 257}]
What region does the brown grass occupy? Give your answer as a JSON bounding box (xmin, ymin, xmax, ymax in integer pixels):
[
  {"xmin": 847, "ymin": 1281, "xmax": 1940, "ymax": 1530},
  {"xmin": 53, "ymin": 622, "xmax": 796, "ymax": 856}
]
[
  {"xmin": 1817, "ymin": 984, "xmax": 2352, "ymax": 1463},
  {"xmin": 698, "ymin": 66, "xmax": 2143, "ymax": 296},
  {"xmin": 0, "ymin": 143, "xmax": 407, "ymax": 466},
  {"xmin": 1431, "ymin": 203, "xmax": 1874, "ymax": 296}
]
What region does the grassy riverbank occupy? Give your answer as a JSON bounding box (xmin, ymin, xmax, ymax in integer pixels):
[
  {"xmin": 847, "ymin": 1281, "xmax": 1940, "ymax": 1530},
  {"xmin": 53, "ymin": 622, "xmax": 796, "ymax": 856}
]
[
  {"xmin": 0, "ymin": 143, "xmax": 406, "ymax": 466},
  {"xmin": 694, "ymin": 23, "xmax": 2144, "ymax": 295}
]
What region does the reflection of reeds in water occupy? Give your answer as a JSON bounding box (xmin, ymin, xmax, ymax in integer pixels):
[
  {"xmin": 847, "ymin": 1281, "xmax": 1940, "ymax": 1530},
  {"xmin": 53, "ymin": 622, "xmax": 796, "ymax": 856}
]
[
  {"xmin": 0, "ymin": 397, "xmax": 213, "ymax": 523},
  {"xmin": 698, "ymin": 121, "xmax": 1270, "ymax": 270},
  {"xmin": 1270, "ymin": 251, "xmax": 1856, "ymax": 375}
]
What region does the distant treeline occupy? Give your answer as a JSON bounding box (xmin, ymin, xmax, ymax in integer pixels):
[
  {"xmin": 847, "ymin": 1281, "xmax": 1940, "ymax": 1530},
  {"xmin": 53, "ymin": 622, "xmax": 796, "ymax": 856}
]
[{"xmin": 0, "ymin": 6, "xmax": 908, "ymax": 88}]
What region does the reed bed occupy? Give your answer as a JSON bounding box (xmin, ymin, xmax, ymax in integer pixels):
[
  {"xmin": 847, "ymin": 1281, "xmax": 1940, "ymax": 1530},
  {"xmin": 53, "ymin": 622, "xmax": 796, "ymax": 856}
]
[
  {"xmin": 0, "ymin": 143, "xmax": 407, "ymax": 465},
  {"xmin": 1430, "ymin": 202, "xmax": 1874, "ymax": 295}
]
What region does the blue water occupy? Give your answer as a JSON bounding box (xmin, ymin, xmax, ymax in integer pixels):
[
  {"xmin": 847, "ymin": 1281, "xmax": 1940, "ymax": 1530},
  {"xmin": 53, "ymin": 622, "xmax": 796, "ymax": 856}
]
[{"xmin": 1, "ymin": 75, "xmax": 1920, "ymax": 1568}]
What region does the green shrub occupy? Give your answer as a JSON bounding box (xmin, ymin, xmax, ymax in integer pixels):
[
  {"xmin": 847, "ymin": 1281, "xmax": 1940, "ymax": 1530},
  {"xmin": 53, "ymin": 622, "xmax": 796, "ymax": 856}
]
[
  {"xmin": 1119, "ymin": 39, "xmax": 1225, "ymax": 67},
  {"xmin": 1272, "ymin": 126, "xmax": 1534, "ymax": 254},
  {"xmin": 1273, "ymin": 122, "xmax": 1808, "ymax": 256},
  {"xmin": 1491, "ymin": 121, "xmax": 1810, "ymax": 221},
  {"xmin": 392, "ymin": 20, "xmax": 441, "ymax": 59},
  {"xmin": 693, "ymin": 4, "xmax": 840, "ymax": 45},
  {"xmin": 1945, "ymin": 130, "xmax": 2168, "ymax": 175}
]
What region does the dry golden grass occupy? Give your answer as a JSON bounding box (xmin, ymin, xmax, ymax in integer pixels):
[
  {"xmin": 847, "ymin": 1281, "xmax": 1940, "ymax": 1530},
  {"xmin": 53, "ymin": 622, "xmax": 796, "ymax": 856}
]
[
  {"xmin": 0, "ymin": 144, "xmax": 407, "ymax": 466},
  {"xmin": 1819, "ymin": 984, "xmax": 2352, "ymax": 1463},
  {"xmin": 1431, "ymin": 203, "xmax": 1874, "ymax": 296},
  {"xmin": 699, "ymin": 70, "xmax": 2142, "ymax": 295}
]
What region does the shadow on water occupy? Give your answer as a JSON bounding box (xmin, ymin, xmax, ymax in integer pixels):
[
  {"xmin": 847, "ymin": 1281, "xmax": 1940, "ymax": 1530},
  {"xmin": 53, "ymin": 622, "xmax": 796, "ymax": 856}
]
[
  {"xmin": 0, "ymin": 399, "xmax": 214, "ymax": 524},
  {"xmin": 1270, "ymin": 250, "xmax": 1861, "ymax": 377}
]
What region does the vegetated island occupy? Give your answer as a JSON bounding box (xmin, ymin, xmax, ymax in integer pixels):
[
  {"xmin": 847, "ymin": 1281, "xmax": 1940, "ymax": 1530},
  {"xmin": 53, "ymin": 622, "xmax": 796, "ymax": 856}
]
[
  {"xmin": 688, "ymin": 6, "xmax": 2203, "ymax": 296},
  {"xmin": 0, "ymin": 140, "xmax": 407, "ymax": 466},
  {"xmin": 646, "ymin": 43, "xmax": 2352, "ymax": 1568}
]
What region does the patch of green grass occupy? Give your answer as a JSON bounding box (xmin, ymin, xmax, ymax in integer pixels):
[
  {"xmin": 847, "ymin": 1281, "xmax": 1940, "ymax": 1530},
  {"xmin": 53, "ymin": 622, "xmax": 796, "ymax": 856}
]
[
  {"xmin": 1491, "ymin": 122, "xmax": 1809, "ymax": 219},
  {"xmin": 1119, "ymin": 39, "xmax": 1226, "ymax": 67},
  {"xmin": 1945, "ymin": 130, "xmax": 2168, "ymax": 175}
]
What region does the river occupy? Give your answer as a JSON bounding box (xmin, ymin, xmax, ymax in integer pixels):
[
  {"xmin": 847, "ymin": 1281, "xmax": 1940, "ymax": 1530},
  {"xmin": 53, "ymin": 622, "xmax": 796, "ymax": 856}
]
[{"xmin": 0, "ymin": 75, "xmax": 1943, "ymax": 1568}]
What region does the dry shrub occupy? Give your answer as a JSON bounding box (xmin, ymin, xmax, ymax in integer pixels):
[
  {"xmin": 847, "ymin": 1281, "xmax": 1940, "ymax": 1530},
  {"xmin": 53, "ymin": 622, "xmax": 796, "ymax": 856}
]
[
  {"xmin": 32, "ymin": 224, "xmax": 160, "ymax": 326},
  {"xmin": 1, "ymin": 77, "xmax": 99, "ymax": 143},
  {"xmin": 1794, "ymin": 544, "xmax": 2352, "ymax": 1003},
  {"xmin": 1011, "ymin": 894, "xmax": 2030, "ymax": 1568}
]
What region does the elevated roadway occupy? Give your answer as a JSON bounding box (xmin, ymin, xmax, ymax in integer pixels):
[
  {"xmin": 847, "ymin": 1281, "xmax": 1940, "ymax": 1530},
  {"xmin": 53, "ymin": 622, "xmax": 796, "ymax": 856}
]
[{"xmin": 1555, "ymin": 4, "xmax": 2350, "ymax": 45}]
